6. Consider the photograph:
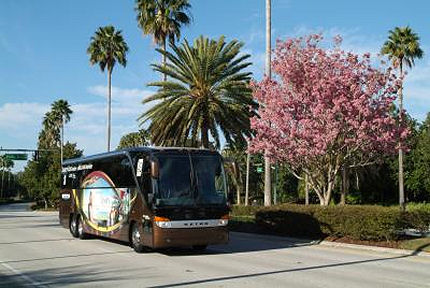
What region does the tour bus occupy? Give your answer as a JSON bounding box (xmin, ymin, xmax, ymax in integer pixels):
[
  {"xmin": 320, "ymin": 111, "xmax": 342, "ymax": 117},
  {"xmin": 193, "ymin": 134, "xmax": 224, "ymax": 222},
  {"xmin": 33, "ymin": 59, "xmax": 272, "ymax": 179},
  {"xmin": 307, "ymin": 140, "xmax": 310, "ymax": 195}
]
[{"xmin": 59, "ymin": 147, "xmax": 230, "ymax": 252}]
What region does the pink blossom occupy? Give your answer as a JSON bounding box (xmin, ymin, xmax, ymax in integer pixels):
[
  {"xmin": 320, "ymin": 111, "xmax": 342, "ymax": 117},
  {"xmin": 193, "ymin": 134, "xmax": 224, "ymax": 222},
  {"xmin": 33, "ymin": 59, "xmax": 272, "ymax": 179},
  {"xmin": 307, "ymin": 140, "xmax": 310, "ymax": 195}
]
[{"xmin": 249, "ymin": 34, "xmax": 407, "ymax": 205}]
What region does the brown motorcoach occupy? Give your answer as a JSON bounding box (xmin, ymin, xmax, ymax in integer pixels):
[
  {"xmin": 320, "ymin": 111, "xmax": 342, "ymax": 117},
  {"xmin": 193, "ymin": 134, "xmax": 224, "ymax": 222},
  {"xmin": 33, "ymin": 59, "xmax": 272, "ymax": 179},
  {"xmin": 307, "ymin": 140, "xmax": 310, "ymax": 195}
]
[{"xmin": 59, "ymin": 147, "xmax": 230, "ymax": 252}]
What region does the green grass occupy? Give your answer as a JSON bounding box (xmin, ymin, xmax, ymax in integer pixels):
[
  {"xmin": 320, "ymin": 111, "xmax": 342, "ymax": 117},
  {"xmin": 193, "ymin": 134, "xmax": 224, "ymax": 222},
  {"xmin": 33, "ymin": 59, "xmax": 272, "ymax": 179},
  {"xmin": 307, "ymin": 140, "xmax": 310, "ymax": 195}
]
[{"xmin": 400, "ymin": 238, "xmax": 430, "ymax": 253}]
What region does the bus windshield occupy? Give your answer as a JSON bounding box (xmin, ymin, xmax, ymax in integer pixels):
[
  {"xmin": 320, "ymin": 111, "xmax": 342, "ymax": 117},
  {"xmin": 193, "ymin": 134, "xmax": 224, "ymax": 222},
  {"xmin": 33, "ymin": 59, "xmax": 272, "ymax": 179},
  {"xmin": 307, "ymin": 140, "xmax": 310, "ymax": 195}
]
[{"xmin": 153, "ymin": 153, "xmax": 227, "ymax": 207}]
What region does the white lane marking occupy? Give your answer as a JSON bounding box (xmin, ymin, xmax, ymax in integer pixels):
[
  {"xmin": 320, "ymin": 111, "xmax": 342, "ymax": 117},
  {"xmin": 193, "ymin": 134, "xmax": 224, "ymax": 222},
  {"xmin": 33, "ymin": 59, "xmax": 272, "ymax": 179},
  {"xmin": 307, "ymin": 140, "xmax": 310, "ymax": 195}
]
[{"xmin": 1, "ymin": 262, "xmax": 48, "ymax": 287}]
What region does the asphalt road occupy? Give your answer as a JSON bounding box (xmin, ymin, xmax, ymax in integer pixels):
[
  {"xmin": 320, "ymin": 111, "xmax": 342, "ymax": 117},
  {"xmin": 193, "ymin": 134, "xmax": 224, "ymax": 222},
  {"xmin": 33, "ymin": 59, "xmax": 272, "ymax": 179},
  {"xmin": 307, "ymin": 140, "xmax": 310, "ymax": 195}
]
[{"xmin": 0, "ymin": 203, "xmax": 429, "ymax": 288}]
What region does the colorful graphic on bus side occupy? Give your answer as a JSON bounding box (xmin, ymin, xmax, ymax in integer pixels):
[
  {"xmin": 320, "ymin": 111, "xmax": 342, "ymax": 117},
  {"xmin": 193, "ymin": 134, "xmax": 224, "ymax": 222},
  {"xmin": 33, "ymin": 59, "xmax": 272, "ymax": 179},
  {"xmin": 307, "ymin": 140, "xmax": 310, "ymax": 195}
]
[{"xmin": 75, "ymin": 171, "xmax": 135, "ymax": 233}]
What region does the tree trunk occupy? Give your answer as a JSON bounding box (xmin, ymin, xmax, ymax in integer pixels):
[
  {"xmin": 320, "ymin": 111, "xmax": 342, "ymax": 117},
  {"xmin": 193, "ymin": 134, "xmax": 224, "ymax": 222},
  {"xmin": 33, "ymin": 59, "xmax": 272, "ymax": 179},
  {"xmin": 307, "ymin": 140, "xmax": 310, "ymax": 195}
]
[
  {"xmin": 245, "ymin": 152, "xmax": 250, "ymax": 206},
  {"xmin": 60, "ymin": 115, "xmax": 64, "ymax": 166},
  {"xmin": 398, "ymin": 62, "xmax": 405, "ymax": 211},
  {"xmin": 162, "ymin": 37, "xmax": 167, "ymax": 82},
  {"xmin": 264, "ymin": 154, "xmax": 271, "ymax": 206},
  {"xmin": 236, "ymin": 166, "xmax": 242, "ymax": 205},
  {"xmin": 44, "ymin": 198, "xmax": 48, "ymax": 210},
  {"xmin": 305, "ymin": 174, "xmax": 309, "ymax": 205},
  {"xmin": 340, "ymin": 167, "xmax": 349, "ymax": 205},
  {"xmin": 1, "ymin": 168, "xmax": 4, "ymax": 199},
  {"xmin": 264, "ymin": 0, "xmax": 272, "ymax": 207},
  {"xmin": 107, "ymin": 67, "xmax": 112, "ymax": 152},
  {"xmin": 201, "ymin": 126, "xmax": 209, "ymax": 149}
]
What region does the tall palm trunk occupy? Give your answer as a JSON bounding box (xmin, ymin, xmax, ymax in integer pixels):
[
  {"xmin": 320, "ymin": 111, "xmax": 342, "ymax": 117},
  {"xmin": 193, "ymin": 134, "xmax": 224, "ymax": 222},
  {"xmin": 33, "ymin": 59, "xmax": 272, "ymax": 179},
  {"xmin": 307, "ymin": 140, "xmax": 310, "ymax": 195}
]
[
  {"xmin": 398, "ymin": 62, "xmax": 405, "ymax": 211},
  {"xmin": 162, "ymin": 37, "xmax": 167, "ymax": 82},
  {"xmin": 107, "ymin": 67, "xmax": 112, "ymax": 152},
  {"xmin": 201, "ymin": 125, "xmax": 209, "ymax": 149},
  {"xmin": 264, "ymin": 0, "xmax": 272, "ymax": 207}
]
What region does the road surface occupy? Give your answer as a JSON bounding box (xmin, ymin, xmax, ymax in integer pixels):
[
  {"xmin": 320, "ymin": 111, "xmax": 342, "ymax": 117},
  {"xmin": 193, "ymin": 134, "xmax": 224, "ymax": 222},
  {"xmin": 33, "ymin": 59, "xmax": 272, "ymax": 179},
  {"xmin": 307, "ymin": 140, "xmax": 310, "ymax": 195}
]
[{"xmin": 0, "ymin": 203, "xmax": 429, "ymax": 287}]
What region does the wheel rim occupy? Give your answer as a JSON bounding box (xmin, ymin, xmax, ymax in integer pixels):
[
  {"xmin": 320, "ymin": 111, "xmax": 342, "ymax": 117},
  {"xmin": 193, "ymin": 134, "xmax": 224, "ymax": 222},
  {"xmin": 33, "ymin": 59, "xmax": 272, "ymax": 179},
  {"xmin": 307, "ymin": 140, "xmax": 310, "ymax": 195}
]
[
  {"xmin": 78, "ymin": 218, "xmax": 83, "ymax": 236},
  {"xmin": 132, "ymin": 225, "xmax": 141, "ymax": 247},
  {"xmin": 70, "ymin": 218, "xmax": 77, "ymax": 233}
]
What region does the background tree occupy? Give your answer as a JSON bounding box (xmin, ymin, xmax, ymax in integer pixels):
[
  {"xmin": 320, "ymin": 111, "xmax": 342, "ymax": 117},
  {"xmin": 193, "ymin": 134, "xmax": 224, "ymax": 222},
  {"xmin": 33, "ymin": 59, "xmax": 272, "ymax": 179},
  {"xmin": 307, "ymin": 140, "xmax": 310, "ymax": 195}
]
[
  {"xmin": 117, "ymin": 129, "xmax": 151, "ymax": 149},
  {"xmin": 135, "ymin": 0, "xmax": 191, "ymax": 81},
  {"xmin": 139, "ymin": 36, "xmax": 257, "ymax": 149},
  {"xmin": 381, "ymin": 26, "xmax": 423, "ymax": 210},
  {"xmin": 39, "ymin": 100, "xmax": 72, "ymax": 149},
  {"xmin": 250, "ymin": 35, "xmax": 406, "ymax": 205},
  {"xmin": 87, "ymin": 25, "xmax": 128, "ymax": 152},
  {"xmin": 20, "ymin": 101, "xmax": 82, "ymax": 209},
  {"xmin": 0, "ymin": 156, "xmax": 14, "ymax": 199},
  {"xmin": 406, "ymin": 113, "xmax": 430, "ymax": 202},
  {"xmin": 222, "ymin": 143, "xmax": 247, "ymax": 205}
]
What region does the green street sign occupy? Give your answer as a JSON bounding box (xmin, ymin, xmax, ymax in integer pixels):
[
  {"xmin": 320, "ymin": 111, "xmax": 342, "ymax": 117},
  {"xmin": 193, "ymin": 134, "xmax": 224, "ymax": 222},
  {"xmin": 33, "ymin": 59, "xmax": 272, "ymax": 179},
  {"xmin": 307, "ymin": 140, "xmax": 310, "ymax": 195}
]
[
  {"xmin": 256, "ymin": 167, "xmax": 263, "ymax": 173},
  {"xmin": 4, "ymin": 153, "xmax": 28, "ymax": 161}
]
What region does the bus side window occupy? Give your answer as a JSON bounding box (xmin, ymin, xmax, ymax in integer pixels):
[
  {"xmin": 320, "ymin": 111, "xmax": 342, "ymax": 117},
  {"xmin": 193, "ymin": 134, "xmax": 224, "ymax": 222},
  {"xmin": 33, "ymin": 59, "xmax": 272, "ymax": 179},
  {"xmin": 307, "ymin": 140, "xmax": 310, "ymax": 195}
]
[
  {"xmin": 92, "ymin": 156, "xmax": 135, "ymax": 188},
  {"xmin": 140, "ymin": 159, "xmax": 151, "ymax": 201}
]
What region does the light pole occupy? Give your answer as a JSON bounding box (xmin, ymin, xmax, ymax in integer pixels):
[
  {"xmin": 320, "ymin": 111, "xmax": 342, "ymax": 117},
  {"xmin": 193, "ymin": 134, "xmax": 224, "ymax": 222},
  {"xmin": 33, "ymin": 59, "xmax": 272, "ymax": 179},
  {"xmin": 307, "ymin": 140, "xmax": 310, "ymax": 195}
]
[{"xmin": 264, "ymin": 0, "xmax": 272, "ymax": 206}]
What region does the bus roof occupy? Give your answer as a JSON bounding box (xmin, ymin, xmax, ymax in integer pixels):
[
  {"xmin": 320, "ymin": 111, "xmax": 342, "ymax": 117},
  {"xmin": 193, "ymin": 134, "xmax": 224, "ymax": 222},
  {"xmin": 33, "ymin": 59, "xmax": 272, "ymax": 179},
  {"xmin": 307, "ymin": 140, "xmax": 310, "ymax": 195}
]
[{"xmin": 62, "ymin": 147, "xmax": 218, "ymax": 167}]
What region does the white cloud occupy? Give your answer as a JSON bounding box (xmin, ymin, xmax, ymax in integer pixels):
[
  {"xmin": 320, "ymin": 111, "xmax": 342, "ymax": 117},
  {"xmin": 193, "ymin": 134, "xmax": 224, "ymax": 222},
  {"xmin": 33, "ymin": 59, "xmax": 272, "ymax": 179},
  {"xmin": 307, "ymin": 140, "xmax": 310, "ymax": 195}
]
[
  {"xmin": 63, "ymin": 86, "xmax": 155, "ymax": 155},
  {"xmin": 0, "ymin": 102, "xmax": 48, "ymax": 130},
  {"xmin": 87, "ymin": 85, "xmax": 153, "ymax": 102},
  {"xmin": 0, "ymin": 86, "xmax": 156, "ymax": 163}
]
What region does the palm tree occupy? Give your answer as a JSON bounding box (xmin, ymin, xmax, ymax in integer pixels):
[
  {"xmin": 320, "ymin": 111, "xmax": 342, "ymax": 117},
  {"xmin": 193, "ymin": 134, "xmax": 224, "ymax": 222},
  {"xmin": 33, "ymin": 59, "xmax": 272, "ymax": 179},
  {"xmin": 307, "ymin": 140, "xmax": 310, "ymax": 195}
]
[
  {"xmin": 139, "ymin": 36, "xmax": 257, "ymax": 149},
  {"xmin": 381, "ymin": 26, "xmax": 423, "ymax": 210},
  {"xmin": 40, "ymin": 100, "xmax": 72, "ymax": 148},
  {"xmin": 135, "ymin": 0, "xmax": 192, "ymax": 81},
  {"xmin": 264, "ymin": 0, "xmax": 272, "ymax": 207},
  {"xmin": 117, "ymin": 129, "xmax": 151, "ymax": 150},
  {"xmin": 87, "ymin": 25, "xmax": 128, "ymax": 152}
]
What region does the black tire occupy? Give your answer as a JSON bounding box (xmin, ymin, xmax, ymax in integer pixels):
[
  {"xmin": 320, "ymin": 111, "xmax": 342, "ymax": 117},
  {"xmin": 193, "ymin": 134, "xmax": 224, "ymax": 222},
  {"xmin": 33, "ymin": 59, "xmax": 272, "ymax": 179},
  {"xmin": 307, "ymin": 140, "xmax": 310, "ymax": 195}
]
[
  {"xmin": 77, "ymin": 215, "xmax": 88, "ymax": 240},
  {"xmin": 130, "ymin": 223, "xmax": 145, "ymax": 253},
  {"xmin": 69, "ymin": 214, "xmax": 79, "ymax": 238},
  {"xmin": 192, "ymin": 245, "xmax": 208, "ymax": 251}
]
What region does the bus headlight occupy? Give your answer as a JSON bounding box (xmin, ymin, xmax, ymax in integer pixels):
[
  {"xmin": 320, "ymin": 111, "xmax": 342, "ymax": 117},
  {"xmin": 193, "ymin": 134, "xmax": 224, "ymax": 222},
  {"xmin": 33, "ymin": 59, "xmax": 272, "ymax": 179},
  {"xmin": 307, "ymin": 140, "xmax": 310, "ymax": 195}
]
[
  {"xmin": 154, "ymin": 216, "xmax": 171, "ymax": 228},
  {"xmin": 218, "ymin": 214, "xmax": 229, "ymax": 226}
]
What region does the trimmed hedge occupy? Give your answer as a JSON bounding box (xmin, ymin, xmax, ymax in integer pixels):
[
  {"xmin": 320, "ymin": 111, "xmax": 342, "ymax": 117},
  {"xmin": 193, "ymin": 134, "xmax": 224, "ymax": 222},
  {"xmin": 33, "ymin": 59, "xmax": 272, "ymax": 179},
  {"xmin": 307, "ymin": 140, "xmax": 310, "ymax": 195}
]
[{"xmin": 231, "ymin": 204, "xmax": 430, "ymax": 241}]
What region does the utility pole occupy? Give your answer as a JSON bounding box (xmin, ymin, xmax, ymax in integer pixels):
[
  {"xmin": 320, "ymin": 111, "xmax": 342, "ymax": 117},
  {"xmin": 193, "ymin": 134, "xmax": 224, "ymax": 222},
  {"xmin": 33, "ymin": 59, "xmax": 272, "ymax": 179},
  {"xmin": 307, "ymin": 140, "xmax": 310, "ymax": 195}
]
[
  {"xmin": 264, "ymin": 0, "xmax": 272, "ymax": 207},
  {"xmin": 245, "ymin": 152, "xmax": 250, "ymax": 206}
]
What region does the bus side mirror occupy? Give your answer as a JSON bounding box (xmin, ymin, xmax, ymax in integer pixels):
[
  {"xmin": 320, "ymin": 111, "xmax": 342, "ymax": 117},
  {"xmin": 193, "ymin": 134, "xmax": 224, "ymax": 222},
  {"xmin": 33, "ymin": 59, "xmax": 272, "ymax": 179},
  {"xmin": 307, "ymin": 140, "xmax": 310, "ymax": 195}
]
[{"xmin": 150, "ymin": 160, "xmax": 159, "ymax": 179}]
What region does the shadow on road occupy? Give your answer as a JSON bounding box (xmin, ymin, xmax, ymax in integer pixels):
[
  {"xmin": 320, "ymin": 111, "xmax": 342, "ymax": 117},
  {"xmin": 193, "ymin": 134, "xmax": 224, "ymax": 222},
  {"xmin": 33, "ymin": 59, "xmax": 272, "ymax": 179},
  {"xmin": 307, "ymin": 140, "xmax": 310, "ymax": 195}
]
[
  {"xmin": 0, "ymin": 263, "xmax": 140, "ymax": 287},
  {"xmin": 0, "ymin": 250, "xmax": 133, "ymax": 265},
  {"xmin": 148, "ymin": 250, "xmax": 422, "ymax": 288},
  {"xmin": 0, "ymin": 238, "xmax": 75, "ymax": 245}
]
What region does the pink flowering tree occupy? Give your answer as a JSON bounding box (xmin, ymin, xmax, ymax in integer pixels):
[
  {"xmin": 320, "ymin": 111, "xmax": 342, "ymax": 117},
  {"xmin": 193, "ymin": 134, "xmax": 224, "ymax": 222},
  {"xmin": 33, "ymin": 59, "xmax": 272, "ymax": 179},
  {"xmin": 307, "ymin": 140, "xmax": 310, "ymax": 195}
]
[{"xmin": 250, "ymin": 34, "xmax": 407, "ymax": 206}]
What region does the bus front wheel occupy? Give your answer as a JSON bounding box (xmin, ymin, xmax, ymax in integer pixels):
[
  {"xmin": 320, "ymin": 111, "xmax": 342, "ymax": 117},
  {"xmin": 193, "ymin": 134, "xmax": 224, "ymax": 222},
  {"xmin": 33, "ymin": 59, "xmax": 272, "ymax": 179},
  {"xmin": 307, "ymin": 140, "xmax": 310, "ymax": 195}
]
[
  {"xmin": 69, "ymin": 214, "xmax": 79, "ymax": 238},
  {"xmin": 77, "ymin": 216, "xmax": 88, "ymax": 240},
  {"xmin": 131, "ymin": 223, "xmax": 145, "ymax": 253}
]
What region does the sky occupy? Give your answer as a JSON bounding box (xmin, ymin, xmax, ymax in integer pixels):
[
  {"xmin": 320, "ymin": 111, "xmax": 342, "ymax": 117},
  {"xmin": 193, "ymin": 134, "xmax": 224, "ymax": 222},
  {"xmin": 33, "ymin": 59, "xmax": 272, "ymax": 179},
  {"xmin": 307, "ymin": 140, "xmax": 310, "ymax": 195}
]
[{"xmin": 1, "ymin": 0, "xmax": 430, "ymax": 171}]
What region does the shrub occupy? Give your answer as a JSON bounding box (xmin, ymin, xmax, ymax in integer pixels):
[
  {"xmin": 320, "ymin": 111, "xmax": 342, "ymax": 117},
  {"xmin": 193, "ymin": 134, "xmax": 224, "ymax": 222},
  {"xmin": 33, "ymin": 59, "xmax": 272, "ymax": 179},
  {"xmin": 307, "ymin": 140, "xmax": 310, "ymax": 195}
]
[{"xmin": 232, "ymin": 204, "xmax": 430, "ymax": 241}]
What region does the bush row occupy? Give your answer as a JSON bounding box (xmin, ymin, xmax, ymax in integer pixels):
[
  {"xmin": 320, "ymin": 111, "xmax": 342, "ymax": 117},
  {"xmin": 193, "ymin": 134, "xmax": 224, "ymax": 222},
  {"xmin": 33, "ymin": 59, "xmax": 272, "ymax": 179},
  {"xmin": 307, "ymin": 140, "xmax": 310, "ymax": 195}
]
[{"xmin": 231, "ymin": 204, "xmax": 430, "ymax": 241}]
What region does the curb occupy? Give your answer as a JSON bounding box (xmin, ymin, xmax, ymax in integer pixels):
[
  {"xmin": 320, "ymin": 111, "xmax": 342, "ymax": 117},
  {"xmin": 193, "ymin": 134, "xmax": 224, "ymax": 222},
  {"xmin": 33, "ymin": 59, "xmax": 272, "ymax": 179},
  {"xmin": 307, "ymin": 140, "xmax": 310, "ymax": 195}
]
[
  {"xmin": 231, "ymin": 231, "xmax": 430, "ymax": 258},
  {"xmin": 319, "ymin": 240, "xmax": 430, "ymax": 258}
]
